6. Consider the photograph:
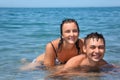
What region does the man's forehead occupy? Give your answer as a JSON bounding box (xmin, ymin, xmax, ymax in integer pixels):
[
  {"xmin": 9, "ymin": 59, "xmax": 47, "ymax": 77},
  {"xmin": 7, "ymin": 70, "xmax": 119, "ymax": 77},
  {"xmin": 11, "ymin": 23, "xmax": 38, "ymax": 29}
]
[{"xmin": 87, "ymin": 38, "xmax": 104, "ymax": 44}]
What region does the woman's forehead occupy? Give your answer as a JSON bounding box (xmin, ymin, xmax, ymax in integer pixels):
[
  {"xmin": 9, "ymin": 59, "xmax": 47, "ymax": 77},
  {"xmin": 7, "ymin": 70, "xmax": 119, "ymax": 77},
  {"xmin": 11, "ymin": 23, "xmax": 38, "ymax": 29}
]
[{"xmin": 62, "ymin": 23, "xmax": 77, "ymax": 29}]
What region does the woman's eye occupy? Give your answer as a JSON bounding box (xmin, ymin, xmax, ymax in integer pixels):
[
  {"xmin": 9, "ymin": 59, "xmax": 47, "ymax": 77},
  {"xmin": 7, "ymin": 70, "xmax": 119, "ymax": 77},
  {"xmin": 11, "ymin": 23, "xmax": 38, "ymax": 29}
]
[
  {"xmin": 73, "ymin": 29, "xmax": 78, "ymax": 33},
  {"xmin": 65, "ymin": 30, "xmax": 70, "ymax": 33},
  {"xmin": 64, "ymin": 29, "xmax": 78, "ymax": 33}
]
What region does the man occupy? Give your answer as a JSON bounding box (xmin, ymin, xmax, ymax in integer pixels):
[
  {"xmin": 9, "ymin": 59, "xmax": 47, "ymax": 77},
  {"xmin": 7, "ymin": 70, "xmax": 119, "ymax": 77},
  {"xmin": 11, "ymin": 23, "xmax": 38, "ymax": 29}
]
[{"xmin": 54, "ymin": 32, "xmax": 113, "ymax": 74}]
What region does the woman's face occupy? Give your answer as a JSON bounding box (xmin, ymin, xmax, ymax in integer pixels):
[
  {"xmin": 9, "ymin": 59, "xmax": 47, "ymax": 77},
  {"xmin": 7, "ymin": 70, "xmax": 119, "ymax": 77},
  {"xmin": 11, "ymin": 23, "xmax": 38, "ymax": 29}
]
[{"xmin": 62, "ymin": 22, "xmax": 79, "ymax": 45}]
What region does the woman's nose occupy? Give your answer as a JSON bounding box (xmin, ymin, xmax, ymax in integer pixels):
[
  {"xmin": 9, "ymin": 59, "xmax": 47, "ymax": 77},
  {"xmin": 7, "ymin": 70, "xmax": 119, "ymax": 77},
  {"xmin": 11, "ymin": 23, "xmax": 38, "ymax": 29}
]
[{"xmin": 70, "ymin": 31, "xmax": 74, "ymax": 36}]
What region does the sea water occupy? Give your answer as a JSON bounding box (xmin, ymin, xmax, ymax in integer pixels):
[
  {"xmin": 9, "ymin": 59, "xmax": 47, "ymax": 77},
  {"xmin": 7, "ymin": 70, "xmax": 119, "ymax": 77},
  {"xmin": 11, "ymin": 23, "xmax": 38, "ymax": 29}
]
[{"xmin": 0, "ymin": 7, "xmax": 120, "ymax": 80}]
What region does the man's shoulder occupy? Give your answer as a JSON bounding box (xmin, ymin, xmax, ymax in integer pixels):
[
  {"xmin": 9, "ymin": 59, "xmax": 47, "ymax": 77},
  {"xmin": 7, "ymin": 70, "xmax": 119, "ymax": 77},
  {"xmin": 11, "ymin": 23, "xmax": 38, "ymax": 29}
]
[{"xmin": 63, "ymin": 54, "xmax": 86, "ymax": 70}]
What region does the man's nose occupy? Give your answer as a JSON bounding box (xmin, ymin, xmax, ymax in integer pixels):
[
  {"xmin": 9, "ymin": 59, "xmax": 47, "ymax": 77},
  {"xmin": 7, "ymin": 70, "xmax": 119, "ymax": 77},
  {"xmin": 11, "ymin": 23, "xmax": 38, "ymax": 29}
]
[{"xmin": 95, "ymin": 48, "xmax": 99, "ymax": 53}]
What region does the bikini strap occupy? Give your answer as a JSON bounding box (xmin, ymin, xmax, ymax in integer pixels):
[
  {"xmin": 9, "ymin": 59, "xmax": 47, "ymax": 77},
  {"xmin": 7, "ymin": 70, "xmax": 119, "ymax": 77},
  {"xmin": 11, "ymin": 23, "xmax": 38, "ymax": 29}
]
[
  {"xmin": 50, "ymin": 42, "xmax": 67, "ymax": 64},
  {"xmin": 50, "ymin": 42, "xmax": 57, "ymax": 57}
]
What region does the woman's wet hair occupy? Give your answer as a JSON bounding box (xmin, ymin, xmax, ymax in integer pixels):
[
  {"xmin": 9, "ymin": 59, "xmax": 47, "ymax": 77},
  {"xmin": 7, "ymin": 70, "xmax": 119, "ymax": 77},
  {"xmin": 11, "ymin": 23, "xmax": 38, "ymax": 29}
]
[
  {"xmin": 57, "ymin": 18, "xmax": 80, "ymax": 54},
  {"xmin": 60, "ymin": 18, "xmax": 80, "ymax": 35},
  {"xmin": 84, "ymin": 32, "xmax": 105, "ymax": 46}
]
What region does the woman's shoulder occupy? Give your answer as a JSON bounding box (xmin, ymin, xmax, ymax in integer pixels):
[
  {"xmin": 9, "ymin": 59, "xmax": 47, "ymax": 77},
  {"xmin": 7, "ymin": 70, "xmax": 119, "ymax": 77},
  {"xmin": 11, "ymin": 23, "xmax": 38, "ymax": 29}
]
[
  {"xmin": 49, "ymin": 38, "xmax": 60, "ymax": 44},
  {"xmin": 46, "ymin": 38, "xmax": 60, "ymax": 48},
  {"xmin": 78, "ymin": 38, "xmax": 84, "ymax": 53},
  {"xmin": 78, "ymin": 38, "xmax": 84, "ymax": 43}
]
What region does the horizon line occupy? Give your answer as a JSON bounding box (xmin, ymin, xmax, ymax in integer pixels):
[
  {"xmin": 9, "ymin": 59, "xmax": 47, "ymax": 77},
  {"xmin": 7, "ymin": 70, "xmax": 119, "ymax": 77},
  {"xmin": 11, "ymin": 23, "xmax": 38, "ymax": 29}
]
[{"xmin": 0, "ymin": 6, "xmax": 120, "ymax": 8}]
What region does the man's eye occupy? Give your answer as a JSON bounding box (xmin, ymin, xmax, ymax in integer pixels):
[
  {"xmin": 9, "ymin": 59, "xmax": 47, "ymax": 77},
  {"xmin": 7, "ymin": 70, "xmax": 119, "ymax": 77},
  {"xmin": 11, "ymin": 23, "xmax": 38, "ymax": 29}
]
[
  {"xmin": 99, "ymin": 46, "xmax": 105, "ymax": 49},
  {"xmin": 90, "ymin": 46, "xmax": 95, "ymax": 49}
]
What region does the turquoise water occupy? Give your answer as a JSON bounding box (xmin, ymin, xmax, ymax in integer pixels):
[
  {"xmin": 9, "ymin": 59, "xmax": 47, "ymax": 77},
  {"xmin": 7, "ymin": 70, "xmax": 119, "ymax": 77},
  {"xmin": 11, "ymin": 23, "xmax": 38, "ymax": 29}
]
[{"xmin": 0, "ymin": 7, "xmax": 120, "ymax": 80}]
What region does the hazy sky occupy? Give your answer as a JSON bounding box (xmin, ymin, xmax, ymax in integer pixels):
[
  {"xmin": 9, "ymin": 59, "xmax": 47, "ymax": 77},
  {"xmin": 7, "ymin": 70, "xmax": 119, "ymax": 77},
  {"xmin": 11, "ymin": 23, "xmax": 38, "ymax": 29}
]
[{"xmin": 0, "ymin": 0, "xmax": 120, "ymax": 8}]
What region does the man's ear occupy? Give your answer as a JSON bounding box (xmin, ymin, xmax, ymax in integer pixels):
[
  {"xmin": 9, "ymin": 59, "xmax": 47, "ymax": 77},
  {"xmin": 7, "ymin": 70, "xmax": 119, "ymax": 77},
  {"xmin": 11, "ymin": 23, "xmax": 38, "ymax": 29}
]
[{"xmin": 83, "ymin": 45, "xmax": 86, "ymax": 53}]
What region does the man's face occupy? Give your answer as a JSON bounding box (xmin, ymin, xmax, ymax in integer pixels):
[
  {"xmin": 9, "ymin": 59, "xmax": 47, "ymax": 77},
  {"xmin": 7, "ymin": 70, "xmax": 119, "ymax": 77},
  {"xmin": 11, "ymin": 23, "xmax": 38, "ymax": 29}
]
[{"xmin": 84, "ymin": 38, "xmax": 105, "ymax": 62}]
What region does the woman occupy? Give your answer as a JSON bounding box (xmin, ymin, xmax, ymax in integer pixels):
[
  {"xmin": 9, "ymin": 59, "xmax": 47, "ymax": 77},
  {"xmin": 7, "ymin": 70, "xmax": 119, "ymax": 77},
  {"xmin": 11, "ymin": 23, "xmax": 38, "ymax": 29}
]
[{"xmin": 33, "ymin": 18, "xmax": 84, "ymax": 68}]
